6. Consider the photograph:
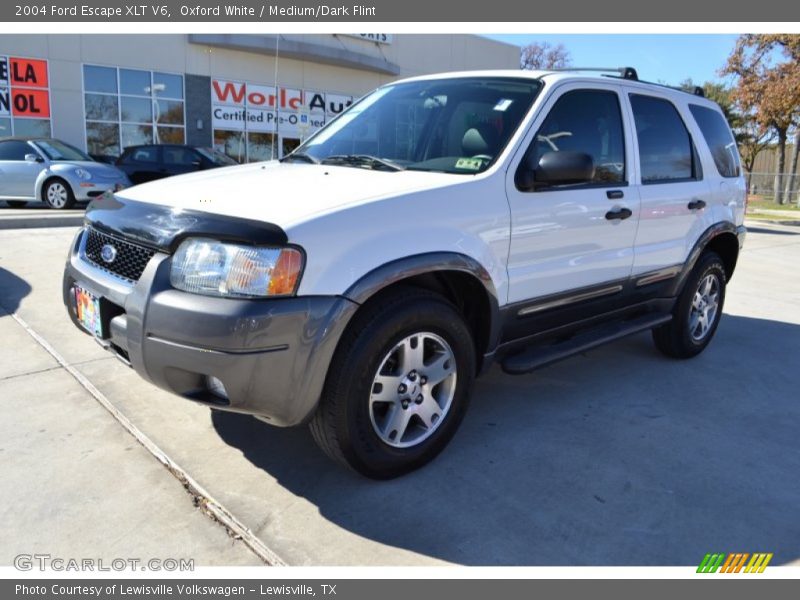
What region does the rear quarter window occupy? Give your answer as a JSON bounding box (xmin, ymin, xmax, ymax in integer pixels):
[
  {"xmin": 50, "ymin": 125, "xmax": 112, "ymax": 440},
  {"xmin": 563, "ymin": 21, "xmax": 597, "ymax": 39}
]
[{"xmin": 689, "ymin": 104, "xmax": 741, "ymax": 178}]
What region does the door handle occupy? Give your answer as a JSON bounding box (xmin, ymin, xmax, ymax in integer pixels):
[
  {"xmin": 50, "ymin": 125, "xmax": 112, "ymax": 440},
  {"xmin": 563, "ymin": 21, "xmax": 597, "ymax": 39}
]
[
  {"xmin": 606, "ymin": 189, "xmax": 624, "ymax": 200},
  {"xmin": 605, "ymin": 207, "xmax": 633, "ymax": 221},
  {"xmin": 688, "ymin": 199, "xmax": 707, "ymax": 210}
]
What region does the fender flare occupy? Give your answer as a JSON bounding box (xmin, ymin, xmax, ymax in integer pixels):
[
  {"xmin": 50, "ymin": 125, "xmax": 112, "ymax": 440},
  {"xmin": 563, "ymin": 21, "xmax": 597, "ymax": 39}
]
[
  {"xmin": 343, "ymin": 251, "xmax": 504, "ymax": 356},
  {"xmin": 665, "ymin": 221, "xmax": 744, "ymax": 297}
]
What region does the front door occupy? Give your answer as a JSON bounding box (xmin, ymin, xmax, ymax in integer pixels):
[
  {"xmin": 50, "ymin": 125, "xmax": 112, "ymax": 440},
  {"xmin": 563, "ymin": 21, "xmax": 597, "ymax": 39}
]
[
  {"xmin": 0, "ymin": 140, "xmax": 40, "ymax": 199},
  {"xmin": 505, "ymin": 83, "xmax": 639, "ymax": 305}
]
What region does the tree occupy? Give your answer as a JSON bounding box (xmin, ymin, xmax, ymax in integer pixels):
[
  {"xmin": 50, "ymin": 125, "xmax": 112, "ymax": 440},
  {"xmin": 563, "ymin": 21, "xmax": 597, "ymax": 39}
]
[
  {"xmin": 520, "ymin": 42, "xmax": 571, "ymax": 70},
  {"xmin": 722, "ymin": 34, "xmax": 800, "ymax": 204}
]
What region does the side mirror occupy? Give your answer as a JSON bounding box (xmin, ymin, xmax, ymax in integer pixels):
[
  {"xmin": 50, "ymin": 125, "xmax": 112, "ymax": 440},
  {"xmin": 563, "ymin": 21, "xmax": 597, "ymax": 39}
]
[
  {"xmin": 24, "ymin": 153, "xmax": 43, "ymax": 163},
  {"xmin": 516, "ymin": 151, "xmax": 594, "ymax": 191}
]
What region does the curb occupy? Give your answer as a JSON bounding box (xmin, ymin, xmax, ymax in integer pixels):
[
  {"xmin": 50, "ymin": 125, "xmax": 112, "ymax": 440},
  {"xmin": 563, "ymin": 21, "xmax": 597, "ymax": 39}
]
[{"xmin": 0, "ymin": 215, "xmax": 85, "ymax": 230}]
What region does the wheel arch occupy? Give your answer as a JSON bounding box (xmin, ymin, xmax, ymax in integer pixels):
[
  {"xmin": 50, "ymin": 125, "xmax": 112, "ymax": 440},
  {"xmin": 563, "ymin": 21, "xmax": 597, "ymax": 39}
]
[
  {"xmin": 342, "ymin": 252, "xmax": 503, "ymax": 373},
  {"xmin": 666, "ymin": 221, "xmax": 744, "ymax": 297},
  {"xmin": 38, "ymin": 174, "xmax": 73, "ymax": 203}
]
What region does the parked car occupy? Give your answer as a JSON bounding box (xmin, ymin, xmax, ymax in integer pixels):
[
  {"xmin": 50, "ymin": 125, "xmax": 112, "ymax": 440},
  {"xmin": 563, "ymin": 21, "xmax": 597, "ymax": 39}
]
[
  {"xmin": 115, "ymin": 144, "xmax": 238, "ymax": 185},
  {"xmin": 63, "ymin": 68, "xmax": 746, "ymax": 478},
  {"xmin": 0, "ymin": 137, "xmax": 130, "ymax": 209}
]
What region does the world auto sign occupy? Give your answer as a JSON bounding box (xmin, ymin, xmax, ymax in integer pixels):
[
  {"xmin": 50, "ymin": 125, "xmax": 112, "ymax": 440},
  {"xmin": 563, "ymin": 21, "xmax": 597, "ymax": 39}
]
[
  {"xmin": 0, "ymin": 56, "xmax": 51, "ymax": 121},
  {"xmin": 211, "ymin": 79, "xmax": 354, "ymax": 138}
]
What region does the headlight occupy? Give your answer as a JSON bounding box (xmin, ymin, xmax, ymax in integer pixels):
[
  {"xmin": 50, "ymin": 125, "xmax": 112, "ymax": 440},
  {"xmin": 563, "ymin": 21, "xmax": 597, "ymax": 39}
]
[
  {"xmin": 75, "ymin": 168, "xmax": 92, "ymax": 180},
  {"xmin": 170, "ymin": 238, "xmax": 303, "ymax": 298}
]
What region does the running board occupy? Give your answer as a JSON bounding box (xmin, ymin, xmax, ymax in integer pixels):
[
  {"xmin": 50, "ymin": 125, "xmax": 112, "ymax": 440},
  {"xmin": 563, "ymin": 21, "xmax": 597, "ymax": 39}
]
[{"xmin": 501, "ymin": 312, "xmax": 673, "ymax": 375}]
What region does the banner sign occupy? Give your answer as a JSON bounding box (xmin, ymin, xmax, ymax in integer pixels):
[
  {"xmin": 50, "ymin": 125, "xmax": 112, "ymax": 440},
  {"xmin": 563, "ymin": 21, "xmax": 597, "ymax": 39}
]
[
  {"xmin": 0, "ymin": 56, "xmax": 51, "ymax": 119},
  {"xmin": 211, "ymin": 78, "xmax": 353, "ymax": 138}
]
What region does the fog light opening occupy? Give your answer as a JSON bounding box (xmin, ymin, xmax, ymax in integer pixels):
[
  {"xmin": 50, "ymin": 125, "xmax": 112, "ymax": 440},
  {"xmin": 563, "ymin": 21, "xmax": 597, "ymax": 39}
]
[{"xmin": 206, "ymin": 376, "xmax": 229, "ymax": 400}]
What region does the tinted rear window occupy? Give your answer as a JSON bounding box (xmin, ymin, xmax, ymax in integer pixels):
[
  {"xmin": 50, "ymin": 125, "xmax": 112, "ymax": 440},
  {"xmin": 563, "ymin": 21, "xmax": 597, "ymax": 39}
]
[{"xmin": 689, "ymin": 104, "xmax": 741, "ymax": 178}]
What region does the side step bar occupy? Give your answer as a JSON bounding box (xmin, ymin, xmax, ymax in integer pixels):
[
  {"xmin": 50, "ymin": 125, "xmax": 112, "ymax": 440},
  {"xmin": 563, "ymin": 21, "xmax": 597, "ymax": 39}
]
[{"xmin": 501, "ymin": 312, "xmax": 673, "ymax": 375}]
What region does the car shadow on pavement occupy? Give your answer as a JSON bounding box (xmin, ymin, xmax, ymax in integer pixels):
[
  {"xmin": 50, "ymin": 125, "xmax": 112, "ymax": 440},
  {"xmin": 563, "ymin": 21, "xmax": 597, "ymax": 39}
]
[
  {"xmin": 0, "ymin": 267, "xmax": 32, "ymax": 314},
  {"xmin": 212, "ymin": 314, "xmax": 800, "ymax": 566}
]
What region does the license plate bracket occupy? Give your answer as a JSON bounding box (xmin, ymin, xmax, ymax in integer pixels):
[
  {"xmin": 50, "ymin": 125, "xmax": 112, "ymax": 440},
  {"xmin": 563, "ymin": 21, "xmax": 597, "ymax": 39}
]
[{"xmin": 74, "ymin": 285, "xmax": 104, "ymax": 338}]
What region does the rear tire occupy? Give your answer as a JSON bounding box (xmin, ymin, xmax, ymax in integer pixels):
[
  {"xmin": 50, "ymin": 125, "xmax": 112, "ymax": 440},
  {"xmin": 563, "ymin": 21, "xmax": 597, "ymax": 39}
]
[
  {"xmin": 310, "ymin": 287, "xmax": 476, "ymax": 479},
  {"xmin": 5, "ymin": 201, "xmax": 27, "ymax": 208},
  {"xmin": 652, "ymin": 251, "xmax": 726, "ymax": 359},
  {"xmin": 42, "ymin": 178, "xmax": 76, "ymax": 210}
]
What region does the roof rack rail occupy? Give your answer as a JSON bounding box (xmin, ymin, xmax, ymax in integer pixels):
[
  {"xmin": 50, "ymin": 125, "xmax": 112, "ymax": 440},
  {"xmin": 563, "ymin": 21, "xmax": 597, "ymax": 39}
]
[
  {"xmin": 634, "ymin": 78, "xmax": 706, "ymax": 98},
  {"xmin": 551, "ymin": 67, "xmax": 706, "ymax": 98},
  {"xmin": 550, "ymin": 66, "xmax": 639, "ymax": 81}
]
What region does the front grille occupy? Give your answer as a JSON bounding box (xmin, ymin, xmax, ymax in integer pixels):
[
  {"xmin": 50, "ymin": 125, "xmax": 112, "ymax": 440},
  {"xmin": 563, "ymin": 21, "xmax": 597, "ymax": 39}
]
[{"xmin": 84, "ymin": 227, "xmax": 156, "ymax": 282}]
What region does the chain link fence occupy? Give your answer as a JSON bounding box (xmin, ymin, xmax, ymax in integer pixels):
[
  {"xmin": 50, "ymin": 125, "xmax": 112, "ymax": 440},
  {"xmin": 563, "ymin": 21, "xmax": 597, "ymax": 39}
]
[{"xmin": 745, "ymin": 171, "xmax": 800, "ymax": 206}]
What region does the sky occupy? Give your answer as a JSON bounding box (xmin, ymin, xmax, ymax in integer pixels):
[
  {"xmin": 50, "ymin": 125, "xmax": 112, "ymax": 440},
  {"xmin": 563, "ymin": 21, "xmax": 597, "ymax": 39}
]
[{"xmin": 483, "ymin": 34, "xmax": 739, "ymax": 87}]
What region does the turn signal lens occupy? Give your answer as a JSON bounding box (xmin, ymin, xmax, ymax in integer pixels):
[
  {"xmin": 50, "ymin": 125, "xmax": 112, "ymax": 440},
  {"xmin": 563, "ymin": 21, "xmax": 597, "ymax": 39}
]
[{"xmin": 269, "ymin": 248, "xmax": 304, "ymax": 296}]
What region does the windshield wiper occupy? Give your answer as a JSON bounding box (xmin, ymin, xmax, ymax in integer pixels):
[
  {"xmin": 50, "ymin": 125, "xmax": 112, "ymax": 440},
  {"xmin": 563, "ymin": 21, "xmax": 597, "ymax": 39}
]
[
  {"xmin": 321, "ymin": 154, "xmax": 404, "ymax": 172},
  {"xmin": 280, "ymin": 152, "xmax": 320, "ymax": 164}
]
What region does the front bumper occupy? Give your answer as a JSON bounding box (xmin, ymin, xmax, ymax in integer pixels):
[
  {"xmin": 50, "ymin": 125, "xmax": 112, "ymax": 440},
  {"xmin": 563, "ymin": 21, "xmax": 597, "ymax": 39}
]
[
  {"xmin": 63, "ymin": 228, "xmax": 357, "ymax": 426},
  {"xmin": 64, "ymin": 175, "xmax": 129, "ymax": 202}
]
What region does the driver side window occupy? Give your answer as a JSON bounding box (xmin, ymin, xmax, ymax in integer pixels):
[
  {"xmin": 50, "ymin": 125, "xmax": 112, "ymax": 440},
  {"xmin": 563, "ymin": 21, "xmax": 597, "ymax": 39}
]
[{"xmin": 522, "ymin": 88, "xmax": 626, "ymax": 189}]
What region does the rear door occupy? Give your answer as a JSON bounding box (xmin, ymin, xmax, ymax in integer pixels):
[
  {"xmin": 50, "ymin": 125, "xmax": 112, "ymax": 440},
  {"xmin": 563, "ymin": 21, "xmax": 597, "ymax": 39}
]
[
  {"xmin": 505, "ymin": 82, "xmax": 639, "ymax": 305},
  {"xmin": 624, "ymin": 91, "xmax": 712, "ymax": 276}
]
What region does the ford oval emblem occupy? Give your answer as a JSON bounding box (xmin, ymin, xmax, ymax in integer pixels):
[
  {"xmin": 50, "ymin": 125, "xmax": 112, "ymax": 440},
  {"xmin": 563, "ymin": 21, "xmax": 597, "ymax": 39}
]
[{"xmin": 100, "ymin": 244, "xmax": 117, "ymax": 264}]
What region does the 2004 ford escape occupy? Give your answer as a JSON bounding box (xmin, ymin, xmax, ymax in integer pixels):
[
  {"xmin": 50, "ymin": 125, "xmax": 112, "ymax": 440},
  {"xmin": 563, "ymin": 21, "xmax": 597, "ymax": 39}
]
[{"xmin": 63, "ymin": 68, "xmax": 746, "ymax": 478}]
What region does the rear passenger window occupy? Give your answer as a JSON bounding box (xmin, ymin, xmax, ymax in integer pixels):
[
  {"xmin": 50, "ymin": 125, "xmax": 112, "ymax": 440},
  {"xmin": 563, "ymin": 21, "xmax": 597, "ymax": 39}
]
[
  {"xmin": 163, "ymin": 147, "xmax": 199, "ymax": 165},
  {"xmin": 130, "ymin": 147, "xmax": 159, "ymax": 163},
  {"xmin": 689, "ymin": 104, "xmax": 741, "ymax": 178},
  {"xmin": 527, "ymin": 89, "xmax": 626, "ymax": 186},
  {"xmin": 630, "ymin": 94, "xmax": 698, "ymax": 184}
]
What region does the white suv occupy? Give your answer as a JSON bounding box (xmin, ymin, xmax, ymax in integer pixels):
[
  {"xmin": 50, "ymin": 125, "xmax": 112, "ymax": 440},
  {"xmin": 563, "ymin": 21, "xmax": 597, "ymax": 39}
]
[{"xmin": 63, "ymin": 68, "xmax": 746, "ymax": 478}]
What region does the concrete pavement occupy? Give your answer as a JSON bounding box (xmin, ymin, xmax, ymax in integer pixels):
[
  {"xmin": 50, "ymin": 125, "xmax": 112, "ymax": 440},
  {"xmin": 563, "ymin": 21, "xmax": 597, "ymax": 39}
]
[
  {"xmin": 0, "ymin": 220, "xmax": 798, "ymax": 565},
  {"xmin": 0, "ymin": 304, "xmax": 261, "ymax": 566}
]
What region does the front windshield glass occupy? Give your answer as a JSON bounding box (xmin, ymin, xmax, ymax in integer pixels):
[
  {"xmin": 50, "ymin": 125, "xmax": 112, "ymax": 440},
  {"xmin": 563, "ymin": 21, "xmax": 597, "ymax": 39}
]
[
  {"xmin": 34, "ymin": 139, "xmax": 93, "ymax": 162},
  {"xmin": 295, "ymin": 77, "xmax": 542, "ymax": 174}
]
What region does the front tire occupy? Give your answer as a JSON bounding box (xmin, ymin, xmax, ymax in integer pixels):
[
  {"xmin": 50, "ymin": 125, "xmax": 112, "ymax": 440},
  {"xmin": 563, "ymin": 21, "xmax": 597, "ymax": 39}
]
[
  {"xmin": 42, "ymin": 178, "xmax": 76, "ymax": 210},
  {"xmin": 310, "ymin": 287, "xmax": 476, "ymax": 479},
  {"xmin": 652, "ymin": 251, "xmax": 726, "ymax": 358}
]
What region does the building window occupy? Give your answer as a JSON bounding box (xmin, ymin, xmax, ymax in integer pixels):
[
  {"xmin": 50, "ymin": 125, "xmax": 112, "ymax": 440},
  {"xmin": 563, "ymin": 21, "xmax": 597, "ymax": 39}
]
[{"xmin": 83, "ymin": 65, "xmax": 185, "ymax": 159}]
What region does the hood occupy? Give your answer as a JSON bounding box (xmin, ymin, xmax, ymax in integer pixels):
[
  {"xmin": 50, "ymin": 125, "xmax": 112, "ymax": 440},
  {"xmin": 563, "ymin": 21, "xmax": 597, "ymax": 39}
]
[
  {"xmin": 115, "ymin": 161, "xmax": 463, "ymax": 229},
  {"xmin": 51, "ymin": 160, "xmax": 126, "ymax": 179}
]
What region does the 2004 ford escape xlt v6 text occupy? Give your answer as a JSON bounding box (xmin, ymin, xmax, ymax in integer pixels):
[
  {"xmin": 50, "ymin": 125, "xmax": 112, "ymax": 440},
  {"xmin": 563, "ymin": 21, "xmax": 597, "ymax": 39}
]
[{"xmin": 63, "ymin": 68, "xmax": 746, "ymax": 478}]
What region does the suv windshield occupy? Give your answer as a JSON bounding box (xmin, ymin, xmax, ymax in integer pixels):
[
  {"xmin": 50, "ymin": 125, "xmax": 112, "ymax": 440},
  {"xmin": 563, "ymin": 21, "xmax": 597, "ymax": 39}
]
[
  {"xmin": 293, "ymin": 77, "xmax": 542, "ymax": 174},
  {"xmin": 34, "ymin": 139, "xmax": 93, "ymax": 162}
]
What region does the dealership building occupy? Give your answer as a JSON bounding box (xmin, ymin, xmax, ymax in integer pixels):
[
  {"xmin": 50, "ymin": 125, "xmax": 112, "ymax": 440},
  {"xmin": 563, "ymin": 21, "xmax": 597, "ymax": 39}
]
[{"xmin": 0, "ymin": 34, "xmax": 518, "ymax": 162}]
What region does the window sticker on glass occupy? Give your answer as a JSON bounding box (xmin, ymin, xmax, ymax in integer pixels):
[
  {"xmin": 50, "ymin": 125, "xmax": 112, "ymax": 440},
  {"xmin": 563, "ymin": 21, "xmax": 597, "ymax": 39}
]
[
  {"xmin": 455, "ymin": 157, "xmax": 484, "ymax": 171},
  {"xmin": 493, "ymin": 98, "xmax": 513, "ymax": 112}
]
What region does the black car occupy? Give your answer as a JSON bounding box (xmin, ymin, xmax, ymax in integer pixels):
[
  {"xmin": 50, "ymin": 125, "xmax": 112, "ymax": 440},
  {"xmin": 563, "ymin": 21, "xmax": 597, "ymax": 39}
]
[{"xmin": 115, "ymin": 144, "xmax": 237, "ymax": 185}]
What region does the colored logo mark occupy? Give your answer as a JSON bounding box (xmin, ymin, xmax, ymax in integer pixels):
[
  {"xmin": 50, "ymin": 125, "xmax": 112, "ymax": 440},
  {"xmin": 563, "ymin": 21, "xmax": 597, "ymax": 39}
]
[{"xmin": 697, "ymin": 552, "xmax": 773, "ymax": 573}]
